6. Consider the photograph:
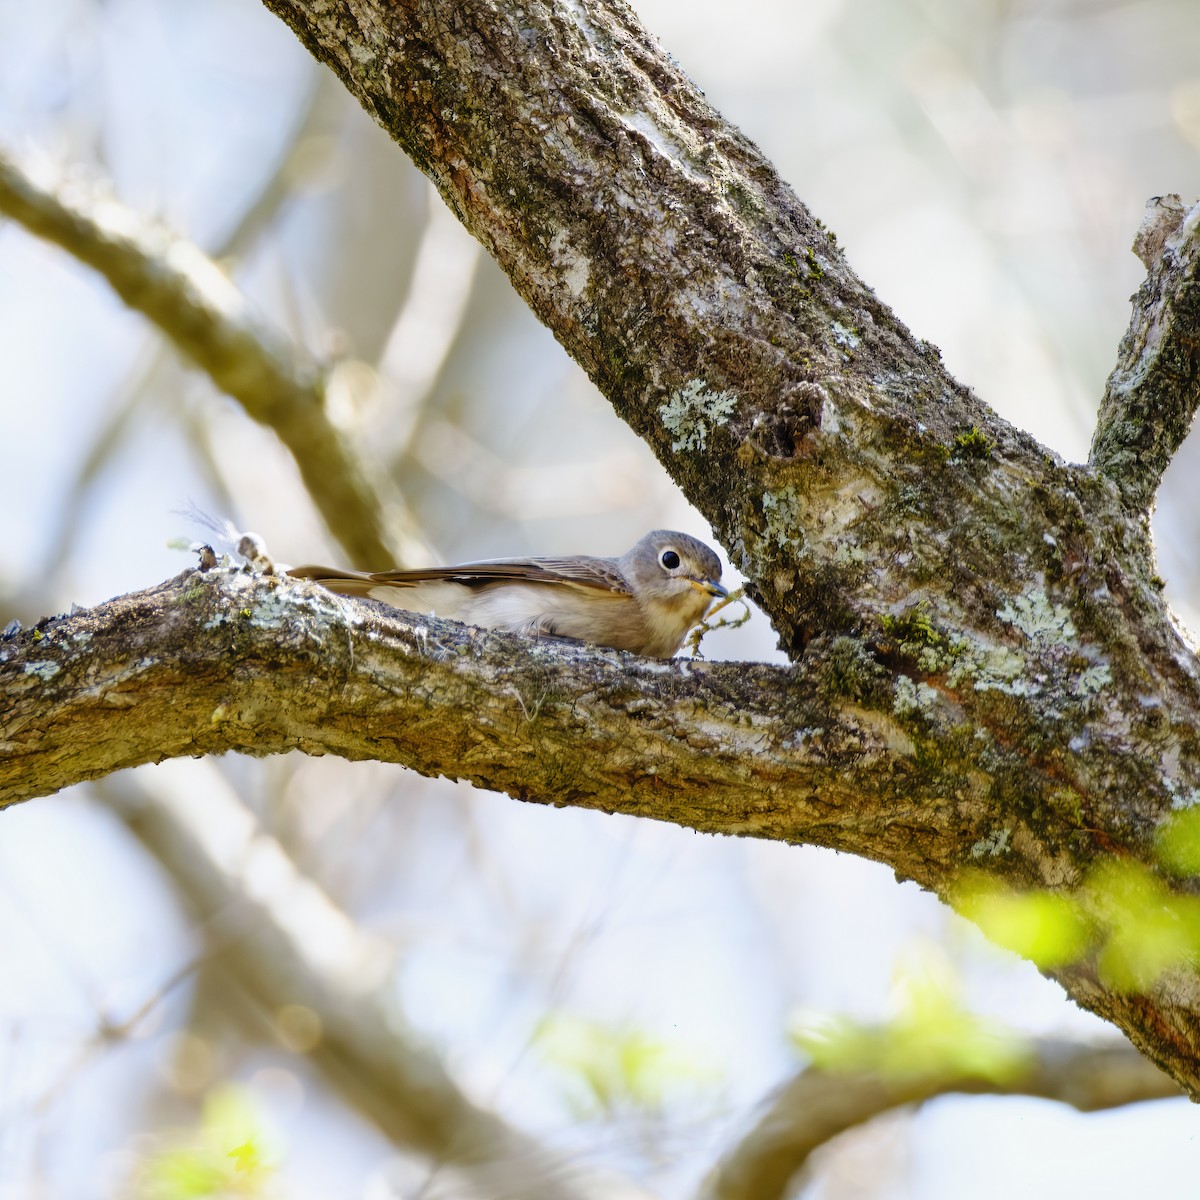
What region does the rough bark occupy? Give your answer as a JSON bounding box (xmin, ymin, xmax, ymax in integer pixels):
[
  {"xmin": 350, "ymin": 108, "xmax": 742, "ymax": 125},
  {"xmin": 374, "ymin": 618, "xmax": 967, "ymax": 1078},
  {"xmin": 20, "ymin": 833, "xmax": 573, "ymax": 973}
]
[
  {"xmin": 1091, "ymin": 195, "xmax": 1200, "ymax": 512},
  {"xmin": 0, "ymin": 567, "xmax": 906, "ymax": 851},
  {"xmin": 2, "ymin": 550, "xmax": 1200, "ymax": 1092},
  {"xmin": 244, "ymin": 0, "xmax": 1200, "ymax": 1088},
  {"xmin": 5, "ymin": 0, "xmax": 1200, "ymax": 1094}
]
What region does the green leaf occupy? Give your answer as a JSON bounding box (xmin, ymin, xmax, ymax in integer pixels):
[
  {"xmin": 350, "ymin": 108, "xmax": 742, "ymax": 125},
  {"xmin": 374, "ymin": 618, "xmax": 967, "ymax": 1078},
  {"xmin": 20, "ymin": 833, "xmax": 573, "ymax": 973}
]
[
  {"xmin": 135, "ymin": 1086, "xmax": 278, "ymax": 1199},
  {"xmin": 790, "ymin": 951, "xmax": 1029, "ymax": 1085},
  {"xmin": 957, "ymin": 882, "xmax": 1092, "ymax": 967},
  {"xmin": 533, "ymin": 1014, "xmax": 718, "ymax": 1118}
]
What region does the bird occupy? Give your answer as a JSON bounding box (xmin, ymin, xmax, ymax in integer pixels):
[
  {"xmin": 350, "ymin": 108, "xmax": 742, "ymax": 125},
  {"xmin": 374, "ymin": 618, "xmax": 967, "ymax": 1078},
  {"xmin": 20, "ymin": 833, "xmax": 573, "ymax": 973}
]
[{"xmin": 288, "ymin": 530, "xmax": 727, "ymax": 658}]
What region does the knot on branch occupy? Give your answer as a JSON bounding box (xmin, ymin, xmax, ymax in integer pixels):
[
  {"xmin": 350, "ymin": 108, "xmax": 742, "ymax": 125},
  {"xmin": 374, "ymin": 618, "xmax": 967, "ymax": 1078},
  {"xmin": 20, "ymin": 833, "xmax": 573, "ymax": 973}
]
[
  {"xmin": 747, "ymin": 380, "xmax": 827, "ymax": 460},
  {"xmin": 1133, "ymin": 194, "xmax": 1189, "ymax": 270}
]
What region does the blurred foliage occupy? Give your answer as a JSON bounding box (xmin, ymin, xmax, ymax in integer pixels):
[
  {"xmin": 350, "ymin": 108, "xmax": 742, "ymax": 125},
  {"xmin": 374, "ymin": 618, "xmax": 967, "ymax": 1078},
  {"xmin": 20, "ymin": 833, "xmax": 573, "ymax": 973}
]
[
  {"xmin": 134, "ymin": 1087, "xmax": 278, "ymax": 1200},
  {"xmin": 957, "ymin": 877, "xmax": 1092, "ymax": 967},
  {"xmin": 790, "ymin": 951, "xmax": 1030, "ymax": 1084},
  {"xmin": 533, "ymin": 1013, "xmax": 720, "ymax": 1119},
  {"xmin": 1087, "ymin": 860, "xmax": 1200, "ymax": 993},
  {"xmin": 957, "ymin": 831, "xmax": 1200, "ymax": 993},
  {"xmin": 1157, "ymin": 804, "xmax": 1200, "ymax": 876}
]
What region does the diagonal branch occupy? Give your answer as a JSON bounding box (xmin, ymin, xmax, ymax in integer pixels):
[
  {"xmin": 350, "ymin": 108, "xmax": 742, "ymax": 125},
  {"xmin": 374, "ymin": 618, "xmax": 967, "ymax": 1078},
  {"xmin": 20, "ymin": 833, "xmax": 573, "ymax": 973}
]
[
  {"xmin": 8, "ymin": 0, "xmax": 1200, "ymax": 1096},
  {"xmin": 101, "ymin": 763, "xmax": 653, "ymax": 1200},
  {"xmin": 240, "ymin": 0, "xmax": 1200, "ymax": 1092},
  {"xmin": 0, "ymin": 145, "xmax": 412, "ymax": 570},
  {"xmin": 1090, "ymin": 195, "xmax": 1200, "ymax": 514},
  {"xmin": 263, "ymin": 0, "xmax": 1031, "ymax": 609}
]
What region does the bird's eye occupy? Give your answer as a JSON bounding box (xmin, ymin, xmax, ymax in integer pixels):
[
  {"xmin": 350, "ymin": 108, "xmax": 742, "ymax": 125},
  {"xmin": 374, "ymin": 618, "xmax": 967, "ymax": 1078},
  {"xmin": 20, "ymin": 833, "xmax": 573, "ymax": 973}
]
[{"xmin": 660, "ymin": 549, "xmax": 681, "ymax": 570}]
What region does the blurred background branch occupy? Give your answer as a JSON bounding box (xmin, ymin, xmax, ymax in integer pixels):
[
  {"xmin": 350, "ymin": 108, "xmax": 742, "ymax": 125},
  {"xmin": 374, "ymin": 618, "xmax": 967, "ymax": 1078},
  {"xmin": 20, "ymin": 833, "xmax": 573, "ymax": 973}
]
[
  {"xmin": 0, "ymin": 142, "xmax": 423, "ymax": 569},
  {"xmin": 703, "ymin": 1036, "xmax": 1178, "ymax": 1200},
  {"xmin": 37, "ymin": 68, "xmax": 349, "ymax": 588},
  {"xmin": 98, "ymin": 763, "xmax": 655, "ymax": 1200}
]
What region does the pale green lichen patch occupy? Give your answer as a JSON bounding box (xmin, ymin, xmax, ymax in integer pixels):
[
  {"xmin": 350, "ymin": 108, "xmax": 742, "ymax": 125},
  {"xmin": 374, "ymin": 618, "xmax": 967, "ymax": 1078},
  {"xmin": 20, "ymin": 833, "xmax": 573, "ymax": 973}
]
[
  {"xmin": 923, "ymin": 582, "xmax": 1109, "ymax": 707},
  {"xmin": 1166, "ymin": 779, "xmax": 1200, "ymax": 811},
  {"xmin": 659, "ymin": 379, "xmax": 737, "ymax": 451},
  {"xmin": 247, "ymin": 582, "xmax": 354, "ymax": 632},
  {"xmin": 976, "ymin": 673, "xmax": 1038, "ymax": 697},
  {"xmin": 248, "ymin": 589, "xmax": 297, "ymax": 630},
  {"xmin": 997, "ymin": 588, "xmax": 1076, "ymax": 643},
  {"xmin": 197, "ymin": 569, "xmax": 354, "ymax": 633},
  {"xmin": 912, "ymin": 644, "xmax": 942, "ymax": 674},
  {"xmin": 971, "ymin": 827, "xmax": 1012, "ymax": 858},
  {"xmin": 831, "ymin": 321, "xmax": 860, "ymax": 349},
  {"xmin": 946, "ymin": 637, "xmax": 1031, "ymax": 695},
  {"xmin": 24, "ymin": 660, "xmax": 60, "ymax": 681},
  {"xmin": 762, "ymin": 485, "xmax": 804, "ymax": 548},
  {"xmin": 1075, "ymin": 664, "xmax": 1113, "ymax": 695},
  {"xmin": 882, "ymin": 589, "xmax": 1106, "ymax": 711},
  {"xmin": 893, "ymin": 674, "xmax": 939, "ymax": 716}
]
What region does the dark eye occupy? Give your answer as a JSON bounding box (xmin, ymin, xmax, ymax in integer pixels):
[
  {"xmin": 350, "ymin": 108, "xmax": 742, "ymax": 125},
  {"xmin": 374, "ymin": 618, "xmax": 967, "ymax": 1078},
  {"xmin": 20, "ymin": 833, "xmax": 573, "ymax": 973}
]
[{"xmin": 660, "ymin": 549, "xmax": 681, "ymax": 570}]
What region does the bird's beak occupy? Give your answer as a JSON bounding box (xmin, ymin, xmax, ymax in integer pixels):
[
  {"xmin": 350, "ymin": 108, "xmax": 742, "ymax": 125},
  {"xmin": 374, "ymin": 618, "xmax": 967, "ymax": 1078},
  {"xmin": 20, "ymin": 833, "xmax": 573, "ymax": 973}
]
[{"xmin": 689, "ymin": 578, "xmax": 728, "ymax": 599}]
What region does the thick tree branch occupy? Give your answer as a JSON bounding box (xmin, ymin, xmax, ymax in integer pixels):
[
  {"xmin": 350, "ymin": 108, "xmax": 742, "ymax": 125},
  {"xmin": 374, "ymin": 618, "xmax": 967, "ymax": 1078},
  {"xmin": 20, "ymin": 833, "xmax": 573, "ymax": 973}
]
[
  {"xmin": 0, "ymin": 146, "xmax": 417, "ymax": 569},
  {"xmin": 0, "ymin": 566, "xmax": 901, "ymax": 853},
  {"xmin": 6, "ymin": 562, "xmax": 1200, "ymax": 1092},
  {"xmin": 8, "ymin": 0, "xmax": 1200, "ymax": 1093},
  {"xmin": 1090, "ymin": 195, "xmax": 1200, "ymax": 513},
  {"xmin": 261, "ymin": 0, "xmax": 1037, "ymax": 620},
  {"xmin": 238, "ymin": 0, "xmax": 1200, "ymax": 1087},
  {"xmin": 702, "ymin": 1041, "xmax": 1179, "ymax": 1200}
]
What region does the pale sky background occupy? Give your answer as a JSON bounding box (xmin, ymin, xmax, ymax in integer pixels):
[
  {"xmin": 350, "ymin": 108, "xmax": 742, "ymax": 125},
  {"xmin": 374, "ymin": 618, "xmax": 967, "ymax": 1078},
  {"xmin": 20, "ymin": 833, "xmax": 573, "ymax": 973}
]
[{"xmin": 1, "ymin": 0, "xmax": 1199, "ymax": 1196}]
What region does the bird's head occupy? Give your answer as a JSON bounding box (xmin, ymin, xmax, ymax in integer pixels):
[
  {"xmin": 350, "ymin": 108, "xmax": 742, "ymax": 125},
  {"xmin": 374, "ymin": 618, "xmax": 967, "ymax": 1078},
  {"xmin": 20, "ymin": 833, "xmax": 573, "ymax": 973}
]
[{"xmin": 620, "ymin": 530, "xmax": 727, "ymax": 623}]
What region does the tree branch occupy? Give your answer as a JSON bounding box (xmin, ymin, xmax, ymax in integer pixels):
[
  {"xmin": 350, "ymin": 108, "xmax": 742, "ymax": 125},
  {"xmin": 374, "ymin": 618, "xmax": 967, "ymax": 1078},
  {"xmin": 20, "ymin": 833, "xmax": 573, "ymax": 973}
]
[
  {"xmin": 262, "ymin": 0, "xmax": 1033, "ymax": 621},
  {"xmin": 0, "ymin": 145, "xmax": 415, "ymax": 569},
  {"xmin": 5, "ymin": 558, "xmax": 1200, "ymax": 1091},
  {"xmin": 101, "ymin": 763, "xmax": 652, "ymax": 1200},
  {"xmin": 239, "ymin": 0, "xmax": 1200, "ymax": 1088},
  {"xmin": 8, "ymin": 0, "xmax": 1200, "ymax": 1093},
  {"xmin": 0, "ymin": 566, "xmax": 899, "ymax": 854},
  {"xmin": 701, "ymin": 1041, "xmax": 1179, "ymax": 1200},
  {"xmin": 40, "ymin": 73, "xmax": 350, "ymax": 582},
  {"xmin": 1090, "ymin": 195, "xmax": 1200, "ymax": 513}
]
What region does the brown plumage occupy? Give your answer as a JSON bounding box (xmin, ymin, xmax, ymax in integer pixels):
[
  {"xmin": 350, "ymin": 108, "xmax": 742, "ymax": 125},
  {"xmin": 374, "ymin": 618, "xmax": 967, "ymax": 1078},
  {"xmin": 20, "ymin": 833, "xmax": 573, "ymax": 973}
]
[{"xmin": 289, "ymin": 530, "xmax": 726, "ymax": 658}]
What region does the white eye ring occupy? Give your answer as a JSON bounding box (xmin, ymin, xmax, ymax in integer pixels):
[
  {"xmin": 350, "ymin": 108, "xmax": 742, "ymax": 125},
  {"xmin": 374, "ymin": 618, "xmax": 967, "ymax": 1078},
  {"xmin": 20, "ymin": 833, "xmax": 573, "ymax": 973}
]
[{"xmin": 659, "ymin": 548, "xmax": 681, "ymax": 570}]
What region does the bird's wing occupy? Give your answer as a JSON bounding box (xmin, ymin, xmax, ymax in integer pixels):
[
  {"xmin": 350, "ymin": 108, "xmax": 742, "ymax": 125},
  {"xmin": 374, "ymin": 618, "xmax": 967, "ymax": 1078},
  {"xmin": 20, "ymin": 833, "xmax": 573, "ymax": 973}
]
[
  {"xmin": 287, "ymin": 564, "xmax": 390, "ymax": 597},
  {"xmin": 289, "ymin": 555, "xmax": 632, "ymax": 596}
]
